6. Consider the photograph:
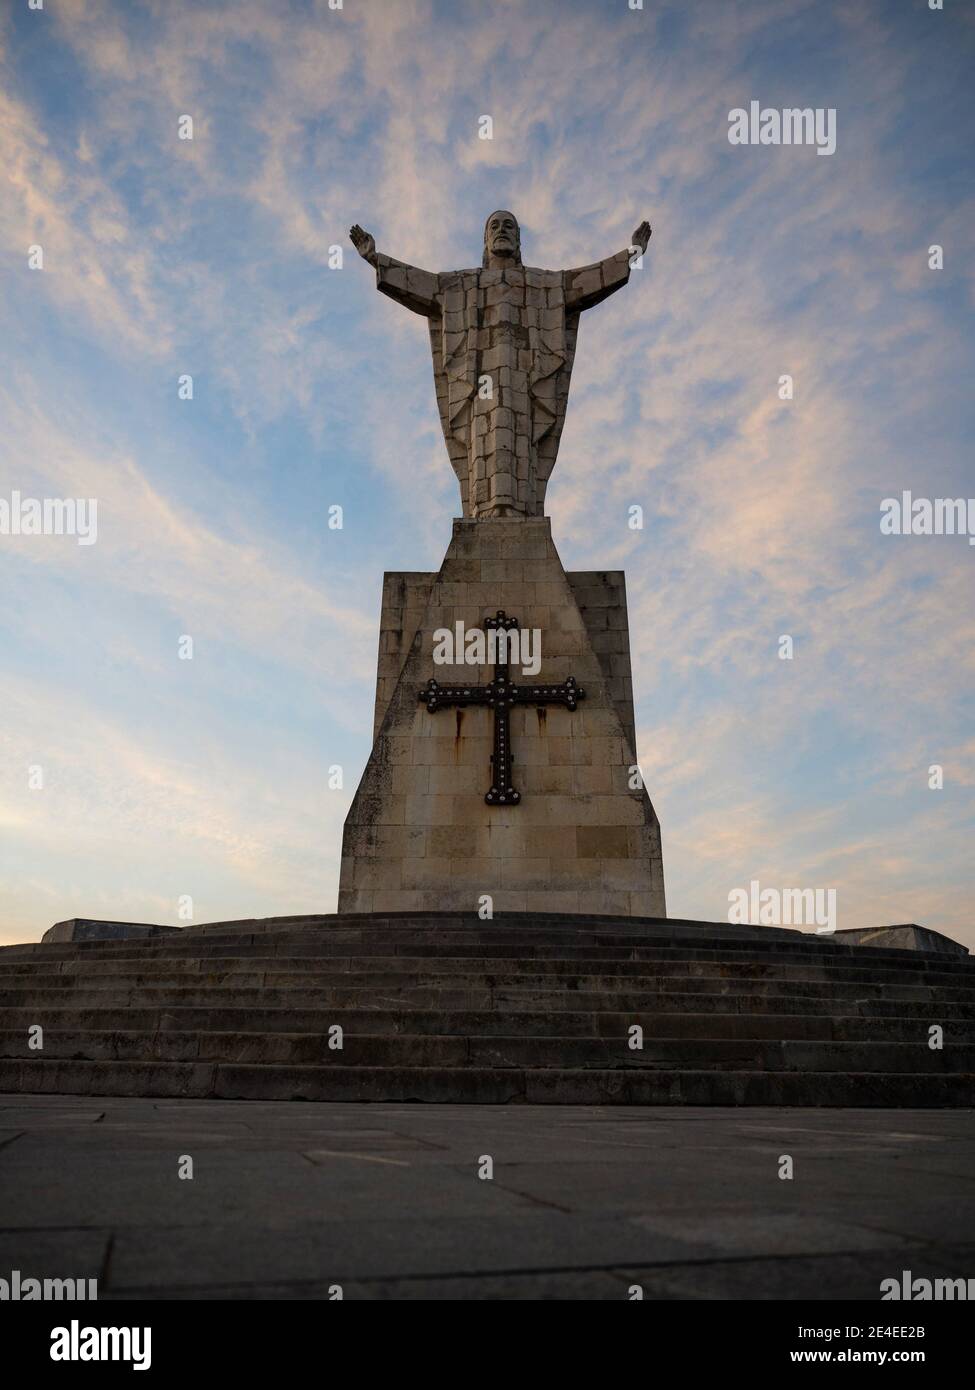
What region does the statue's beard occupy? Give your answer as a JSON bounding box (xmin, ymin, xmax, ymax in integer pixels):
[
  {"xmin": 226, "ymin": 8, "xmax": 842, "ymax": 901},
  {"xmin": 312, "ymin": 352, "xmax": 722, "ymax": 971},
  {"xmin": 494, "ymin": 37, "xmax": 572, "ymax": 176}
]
[{"xmin": 481, "ymin": 217, "xmax": 522, "ymax": 265}]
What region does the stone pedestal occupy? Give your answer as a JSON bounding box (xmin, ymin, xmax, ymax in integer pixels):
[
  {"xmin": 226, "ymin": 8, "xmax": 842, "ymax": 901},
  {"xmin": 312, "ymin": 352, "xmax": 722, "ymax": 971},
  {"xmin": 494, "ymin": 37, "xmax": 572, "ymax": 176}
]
[{"xmin": 339, "ymin": 518, "xmax": 665, "ymax": 915}]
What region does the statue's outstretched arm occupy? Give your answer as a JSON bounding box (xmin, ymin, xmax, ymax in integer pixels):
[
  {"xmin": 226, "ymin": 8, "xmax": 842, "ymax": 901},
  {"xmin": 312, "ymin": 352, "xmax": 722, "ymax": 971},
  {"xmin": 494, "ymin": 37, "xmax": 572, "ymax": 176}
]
[
  {"xmin": 349, "ymin": 224, "xmax": 439, "ymax": 318},
  {"xmin": 564, "ymin": 220, "xmax": 651, "ymax": 313}
]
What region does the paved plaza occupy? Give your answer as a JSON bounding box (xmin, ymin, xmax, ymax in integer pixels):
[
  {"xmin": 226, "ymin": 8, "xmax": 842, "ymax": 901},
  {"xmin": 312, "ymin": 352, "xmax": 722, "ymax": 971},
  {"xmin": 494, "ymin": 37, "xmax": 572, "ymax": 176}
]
[{"xmin": 1, "ymin": 1097, "xmax": 973, "ymax": 1300}]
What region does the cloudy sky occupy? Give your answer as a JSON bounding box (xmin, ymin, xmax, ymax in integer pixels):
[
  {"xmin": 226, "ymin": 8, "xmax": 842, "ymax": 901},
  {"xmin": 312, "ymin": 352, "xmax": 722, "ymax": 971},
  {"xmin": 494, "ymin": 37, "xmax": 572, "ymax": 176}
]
[{"xmin": 1, "ymin": 0, "xmax": 973, "ymax": 948}]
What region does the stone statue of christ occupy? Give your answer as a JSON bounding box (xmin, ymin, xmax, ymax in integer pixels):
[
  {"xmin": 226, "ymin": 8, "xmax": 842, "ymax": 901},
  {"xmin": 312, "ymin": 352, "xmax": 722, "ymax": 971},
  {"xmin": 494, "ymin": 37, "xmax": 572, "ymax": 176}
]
[{"xmin": 350, "ymin": 211, "xmax": 651, "ymax": 519}]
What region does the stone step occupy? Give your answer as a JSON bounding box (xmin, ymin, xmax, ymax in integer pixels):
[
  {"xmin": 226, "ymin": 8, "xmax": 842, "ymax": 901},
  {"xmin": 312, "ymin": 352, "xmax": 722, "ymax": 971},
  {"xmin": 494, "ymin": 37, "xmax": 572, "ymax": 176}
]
[
  {"xmin": 190, "ymin": 935, "xmax": 971, "ymax": 964},
  {"xmin": 0, "ymin": 1057, "xmax": 971, "ymax": 1105},
  {"xmin": 15, "ymin": 931, "xmax": 971, "ymax": 966},
  {"xmin": 3, "ymin": 1029, "xmax": 971, "ymax": 1073},
  {"xmin": 0, "ymin": 1005, "xmax": 962, "ymax": 1041},
  {"xmin": 3, "ymin": 982, "xmax": 975, "ymax": 1016},
  {"xmin": 2, "ymin": 953, "xmax": 970, "ymax": 987},
  {"xmin": 0, "ymin": 925, "xmax": 905, "ymax": 944},
  {"xmin": 187, "ymin": 915, "xmax": 806, "ymax": 943},
  {"xmin": 73, "ymin": 925, "xmax": 791, "ymax": 946},
  {"xmin": 3, "ymin": 966, "xmax": 973, "ymax": 1000},
  {"xmin": 178, "ymin": 911, "xmax": 965, "ymax": 952}
]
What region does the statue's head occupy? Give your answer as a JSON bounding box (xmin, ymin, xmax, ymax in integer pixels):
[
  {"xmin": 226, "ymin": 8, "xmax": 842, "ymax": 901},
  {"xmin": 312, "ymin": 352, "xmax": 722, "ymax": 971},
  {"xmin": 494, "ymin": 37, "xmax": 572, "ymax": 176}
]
[{"xmin": 482, "ymin": 210, "xmax": 521, "ymax": 267}]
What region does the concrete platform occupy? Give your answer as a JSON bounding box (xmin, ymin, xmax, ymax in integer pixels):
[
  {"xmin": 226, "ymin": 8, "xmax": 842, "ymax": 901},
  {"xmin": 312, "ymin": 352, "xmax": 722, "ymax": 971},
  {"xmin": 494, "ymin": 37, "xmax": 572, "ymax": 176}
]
[{"xmin": 0, "ymin": 1096, "xmax": 973, "ymax": 1299}]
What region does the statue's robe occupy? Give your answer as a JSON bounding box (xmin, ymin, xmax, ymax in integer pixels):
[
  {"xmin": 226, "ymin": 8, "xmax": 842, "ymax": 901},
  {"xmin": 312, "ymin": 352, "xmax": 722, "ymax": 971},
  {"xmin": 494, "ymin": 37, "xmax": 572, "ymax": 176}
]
[{"xmin": 373, "ymin": 249, "xmax": 633, "ymax": 518}]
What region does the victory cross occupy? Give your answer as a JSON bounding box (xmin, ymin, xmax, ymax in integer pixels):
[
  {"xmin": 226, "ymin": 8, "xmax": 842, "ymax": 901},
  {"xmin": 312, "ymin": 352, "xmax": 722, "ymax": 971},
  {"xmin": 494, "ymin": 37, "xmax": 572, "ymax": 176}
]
[
  {"xmin": 350, "ymin": 211, "xmax": 651, "ymax": 518},
  {"xmin": 418, "ymin": 610, "xmax": 586, "ymax": 807}
]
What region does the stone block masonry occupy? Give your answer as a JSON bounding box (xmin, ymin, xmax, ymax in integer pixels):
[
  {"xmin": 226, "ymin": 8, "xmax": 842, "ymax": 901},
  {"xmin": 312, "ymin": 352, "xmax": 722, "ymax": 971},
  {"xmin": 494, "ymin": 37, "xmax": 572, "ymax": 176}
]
[{"xmin": 339, "ymin": 518, "xmax": 665, "ymax": 915}]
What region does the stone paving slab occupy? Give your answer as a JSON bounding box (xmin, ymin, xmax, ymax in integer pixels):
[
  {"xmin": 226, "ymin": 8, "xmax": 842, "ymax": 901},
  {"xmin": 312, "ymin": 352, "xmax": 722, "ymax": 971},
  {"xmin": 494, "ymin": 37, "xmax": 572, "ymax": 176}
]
[{"xmin": 0, "ymin": 1097, "xmax": 973, "ymax": 1300}]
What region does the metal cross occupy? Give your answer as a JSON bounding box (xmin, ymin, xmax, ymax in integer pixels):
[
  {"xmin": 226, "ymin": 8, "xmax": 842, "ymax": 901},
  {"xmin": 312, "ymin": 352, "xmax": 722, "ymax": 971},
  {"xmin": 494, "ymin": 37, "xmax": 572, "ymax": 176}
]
[{"xmin": 418, "ymin": 610, "xmax": 585, "ymax": 805}]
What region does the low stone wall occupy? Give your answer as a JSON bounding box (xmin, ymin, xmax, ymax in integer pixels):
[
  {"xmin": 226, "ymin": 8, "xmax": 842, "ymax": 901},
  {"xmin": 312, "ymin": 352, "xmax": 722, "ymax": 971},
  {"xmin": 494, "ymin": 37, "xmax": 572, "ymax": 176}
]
[
  {"xmin": 43, "ymin": 919, "xmax": 182, "ymax": 944},
  {"xmin": 830, "ymin": 925, "xmax": 969, "ymax": 956}
]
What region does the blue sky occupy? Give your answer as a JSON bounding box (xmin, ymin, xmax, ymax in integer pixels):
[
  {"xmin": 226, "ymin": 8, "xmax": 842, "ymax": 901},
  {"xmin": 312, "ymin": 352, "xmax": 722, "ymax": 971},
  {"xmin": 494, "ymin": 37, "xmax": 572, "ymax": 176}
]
[{"xmin": 1, "ymin": 0, "xmax": 973, "ymax": 946}]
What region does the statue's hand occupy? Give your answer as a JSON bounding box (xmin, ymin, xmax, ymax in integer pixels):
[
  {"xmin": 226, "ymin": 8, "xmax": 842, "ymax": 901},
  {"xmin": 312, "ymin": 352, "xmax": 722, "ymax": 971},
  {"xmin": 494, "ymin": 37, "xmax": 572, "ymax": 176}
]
[
  {"xmin": 632, "ymin": 220, "xmax": 652, "ymax": 254},
  {"xmin": 349, "ymin": 224, "xmax": 377, "ymax": 263}
]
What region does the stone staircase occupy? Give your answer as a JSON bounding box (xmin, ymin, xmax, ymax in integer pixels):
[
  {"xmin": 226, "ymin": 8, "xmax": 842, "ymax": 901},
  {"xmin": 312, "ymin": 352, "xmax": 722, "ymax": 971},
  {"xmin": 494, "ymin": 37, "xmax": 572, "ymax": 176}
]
[{"xmin": 0, "ymin": 913, "xmax": 973, "ymax": 1105}]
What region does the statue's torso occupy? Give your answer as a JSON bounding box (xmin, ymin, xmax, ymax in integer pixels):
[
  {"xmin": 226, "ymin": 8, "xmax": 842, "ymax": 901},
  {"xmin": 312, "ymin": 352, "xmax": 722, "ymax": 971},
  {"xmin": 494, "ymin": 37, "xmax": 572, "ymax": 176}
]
[
  {"xmin": 374, "ymin": 240, "xmax": 630, "ymax": 520},
  {"xmin": 431, "ymin": 267, "xmax": 573, "ymax": 518}
]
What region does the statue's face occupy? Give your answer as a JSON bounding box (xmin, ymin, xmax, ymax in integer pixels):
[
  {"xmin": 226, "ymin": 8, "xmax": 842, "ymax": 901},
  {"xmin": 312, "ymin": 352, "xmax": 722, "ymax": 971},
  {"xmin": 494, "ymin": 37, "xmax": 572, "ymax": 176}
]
[{"xmin": 486, "ymin": 211, "xmax": 519, "ymax": 258}]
